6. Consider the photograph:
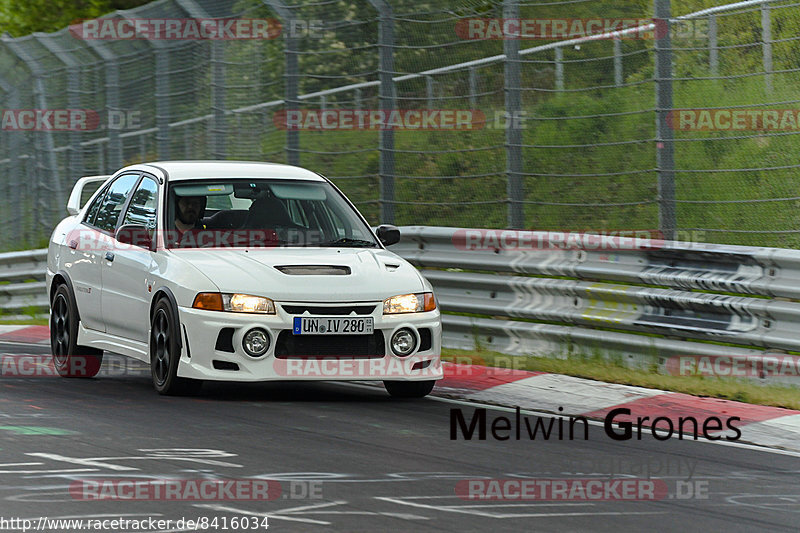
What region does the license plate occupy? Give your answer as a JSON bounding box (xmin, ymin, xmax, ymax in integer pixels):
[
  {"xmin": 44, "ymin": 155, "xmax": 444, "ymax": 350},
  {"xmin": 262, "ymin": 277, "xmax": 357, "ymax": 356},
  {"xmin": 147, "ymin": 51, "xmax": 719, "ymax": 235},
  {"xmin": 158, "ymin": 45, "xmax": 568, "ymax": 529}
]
[{"xmin": 293, "ymin": 316, "xmax": 374, "ymax": 335}]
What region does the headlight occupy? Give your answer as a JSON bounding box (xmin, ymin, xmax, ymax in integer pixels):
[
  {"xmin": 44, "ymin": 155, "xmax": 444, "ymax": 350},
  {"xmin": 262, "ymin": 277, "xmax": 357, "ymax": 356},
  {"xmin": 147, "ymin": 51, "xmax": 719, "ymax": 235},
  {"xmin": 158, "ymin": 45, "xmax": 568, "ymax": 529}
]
[
  {"xmin": 193, "ymin": 293, "xmax": 276, "ymax": 314},
  {"xmin": 383, "ymin": 292, "xmax": 436, "ymax": 314}
]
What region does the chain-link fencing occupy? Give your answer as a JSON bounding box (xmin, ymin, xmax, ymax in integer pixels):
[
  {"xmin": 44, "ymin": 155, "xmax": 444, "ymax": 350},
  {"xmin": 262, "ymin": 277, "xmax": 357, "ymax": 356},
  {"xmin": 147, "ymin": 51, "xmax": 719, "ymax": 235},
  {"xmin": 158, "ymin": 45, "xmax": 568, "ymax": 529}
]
[{"xmin": 0, "ymin": 0, "xmax": 798, "ymax": 251}]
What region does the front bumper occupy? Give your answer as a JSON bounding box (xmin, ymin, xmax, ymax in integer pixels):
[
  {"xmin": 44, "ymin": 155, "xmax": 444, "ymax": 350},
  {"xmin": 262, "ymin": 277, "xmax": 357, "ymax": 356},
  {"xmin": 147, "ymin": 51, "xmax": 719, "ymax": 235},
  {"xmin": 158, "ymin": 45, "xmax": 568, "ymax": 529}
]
[{"xmin": 175, "ymin": 302, "xmax": 443, "ymax": 382}]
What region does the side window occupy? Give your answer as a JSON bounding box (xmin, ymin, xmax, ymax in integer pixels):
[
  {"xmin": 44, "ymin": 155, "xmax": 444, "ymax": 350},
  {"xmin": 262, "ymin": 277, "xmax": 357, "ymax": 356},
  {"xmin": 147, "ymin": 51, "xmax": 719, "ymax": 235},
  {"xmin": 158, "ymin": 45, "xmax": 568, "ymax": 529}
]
[
  {"xmin": 83, "ymin": 186, "xmax": 107, "ymax": 226},
  {"xmin": 92, "ymin": 174, "xmax": 140, "ymax": 232},
  {"xmin": 122, "ymin": 177, "xmax": 159, "ymax": 231}
]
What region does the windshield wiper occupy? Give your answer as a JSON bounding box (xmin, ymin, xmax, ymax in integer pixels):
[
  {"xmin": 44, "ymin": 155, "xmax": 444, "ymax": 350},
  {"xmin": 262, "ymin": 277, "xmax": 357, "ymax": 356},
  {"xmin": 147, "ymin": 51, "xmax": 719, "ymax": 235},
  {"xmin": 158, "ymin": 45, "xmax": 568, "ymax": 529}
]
[{"xmin": 319, "ymin": 237, "xmax": 378, "ymax": 248}]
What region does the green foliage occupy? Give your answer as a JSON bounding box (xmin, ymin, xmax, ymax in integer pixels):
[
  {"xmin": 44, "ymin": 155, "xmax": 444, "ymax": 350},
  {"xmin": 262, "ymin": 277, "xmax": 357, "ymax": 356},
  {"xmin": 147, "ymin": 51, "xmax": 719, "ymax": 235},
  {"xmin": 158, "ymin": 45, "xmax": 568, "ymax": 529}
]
[{"xmin": 0, "ymin": 0, "xmax": 151, "ymax": 36}]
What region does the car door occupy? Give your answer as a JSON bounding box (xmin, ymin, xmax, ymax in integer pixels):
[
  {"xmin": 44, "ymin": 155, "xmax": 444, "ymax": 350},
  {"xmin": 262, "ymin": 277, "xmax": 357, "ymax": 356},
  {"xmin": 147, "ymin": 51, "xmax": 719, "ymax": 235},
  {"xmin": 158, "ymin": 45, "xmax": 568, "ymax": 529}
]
[
  {"xmin": 66, "ymin": 173, "xmax": 140, "ymax": 333},
  {"xmin": 101, "ymin": 174, "xmax": 160, "ymax": 342}
]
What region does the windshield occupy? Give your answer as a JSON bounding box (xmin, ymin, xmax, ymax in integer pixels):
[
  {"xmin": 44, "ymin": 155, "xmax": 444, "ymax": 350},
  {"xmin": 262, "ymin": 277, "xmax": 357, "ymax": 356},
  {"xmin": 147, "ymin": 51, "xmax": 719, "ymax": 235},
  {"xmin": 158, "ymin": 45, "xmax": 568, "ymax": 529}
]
[{"xmin": 165, "ymin": 178, "xmax": 378, "ymax": 249}]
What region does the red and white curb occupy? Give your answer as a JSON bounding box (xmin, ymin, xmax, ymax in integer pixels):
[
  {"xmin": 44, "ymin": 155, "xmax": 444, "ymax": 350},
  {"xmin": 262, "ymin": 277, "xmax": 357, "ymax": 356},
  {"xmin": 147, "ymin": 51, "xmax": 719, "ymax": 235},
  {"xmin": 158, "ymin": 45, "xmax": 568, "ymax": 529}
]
[
  {"xmin": 436, "ymin": 362, "xmax": 800, "ymax": 453},
  {"xmin": 0, "ymin": 325, "xmax": 49, "ymax": 344}
]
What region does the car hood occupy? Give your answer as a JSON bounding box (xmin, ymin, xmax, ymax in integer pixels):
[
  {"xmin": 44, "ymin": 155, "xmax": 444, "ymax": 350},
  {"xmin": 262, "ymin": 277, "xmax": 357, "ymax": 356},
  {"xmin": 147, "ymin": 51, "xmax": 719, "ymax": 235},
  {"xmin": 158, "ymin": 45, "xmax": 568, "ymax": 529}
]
[{"xmin": 168, "ymin": 247, "xmax": 427, "ymax": 302}]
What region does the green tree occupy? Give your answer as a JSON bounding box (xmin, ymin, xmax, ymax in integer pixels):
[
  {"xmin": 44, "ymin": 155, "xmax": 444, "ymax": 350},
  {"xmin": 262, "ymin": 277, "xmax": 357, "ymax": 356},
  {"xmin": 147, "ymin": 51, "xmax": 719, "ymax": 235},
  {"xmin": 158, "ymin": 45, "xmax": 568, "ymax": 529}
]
[{"xmin": 0, "ymin": 0, "xmax": 151, "ymax": 36}]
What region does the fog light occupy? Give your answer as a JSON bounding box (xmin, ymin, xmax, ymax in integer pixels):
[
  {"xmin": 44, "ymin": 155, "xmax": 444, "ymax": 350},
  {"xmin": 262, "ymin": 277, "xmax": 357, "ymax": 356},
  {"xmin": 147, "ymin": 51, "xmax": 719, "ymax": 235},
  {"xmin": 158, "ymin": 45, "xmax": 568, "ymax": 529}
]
[
  {"xmin": 391, "ymin": 328, "xmax": 417, "ymax": 357},
  {"xmin": 243, "ymin": 328, "xmax": 270, "ymax": 357}
]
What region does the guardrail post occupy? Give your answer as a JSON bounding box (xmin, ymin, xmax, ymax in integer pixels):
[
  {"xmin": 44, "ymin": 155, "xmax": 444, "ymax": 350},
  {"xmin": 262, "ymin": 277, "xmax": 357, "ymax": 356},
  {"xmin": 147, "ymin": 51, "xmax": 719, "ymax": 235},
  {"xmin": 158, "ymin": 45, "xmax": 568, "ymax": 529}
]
[
  {"xmin": 83, "ymin": 39, "xmax": 122, "ymax": 172},
  {"xmin": 708, "ymin": 15, "xmax": 718, "ymax": 77},
  {"xmin": 654, "ymin": 0, "xmax": 676, "ymax": 240},
  {"xmin": 368, "ymin": 0, "xmax": 396, "ymax": 224},
  {"xmin": 262, "ymin": 0, "xmax": 299, "ymax": 166},
  {"xmin": 1, "ymin": 37, "xmax": 63, "ymax": 231},
  {"xmin": 761, "ymin": 2, "xmax": 773, "ymax": 94},
  {"xmin": 504, "ymin": 0, "xmax": 524, "ymax": 229},
  {"xmin": 35, "ymin": 35, "xmax": 85, "ymax": 183}
]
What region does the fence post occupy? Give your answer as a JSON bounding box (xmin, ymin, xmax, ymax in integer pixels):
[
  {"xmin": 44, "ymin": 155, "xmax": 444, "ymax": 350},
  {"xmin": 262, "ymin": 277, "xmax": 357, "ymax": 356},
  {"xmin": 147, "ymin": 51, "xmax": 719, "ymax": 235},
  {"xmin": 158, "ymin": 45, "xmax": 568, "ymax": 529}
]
[
  {"xmin": 0, "ymin": 78, "xmax": 22, "ymax": 249},
  {"xmin": 263, "ymin": 0, "xmax": 299, "ymax": 166},
  {"xmin": 554, "ymin": 47, "xmax": 564, "ymax": 91},
  {"xmin": 1, "ymin": 37, "xmax": 63, "ymax": 231},
  {"xmin": 654, "ymin": 0, "xmax": 676, "ymax": 240},
  {"xmin": 761, "ymin": 2, "xmax": 773, "ymax": 94},
  {"xmin": 209, "ymin": 43, "xmax": 227, "ymax": 159},
  {"xmin": 35, "ymin": 35, "xmax": 85, "ymax": 183},
  {"xmin": 426, "ymin": 75, "xmax": 434, "ymax": 108},
  {"xmin": 115, "ymin": 12, "xmax": 173, "ymax": 160},
  {"xmin": 613, "ymin": 37, "xmax": 623, "ymax": 87},
  {"xmin": 368, "ymin": 0, "xmax": 396, "ymax": 224},
  {"xmin": 83, "ymin": 40, "xmax": 122, "ymax": 172},
  {"xmin": 154, "ymin": 48, "xmax": 171, "ymax": 159},
  {"xmin": 504, "ymin": 0, "xmax": 524, "ymax": 229},
  {"xmin": 708, "ymin": 15, "xmax": 718, "ymax": 77},
  {"xmin": 468, "ymin": 67, "xmax": 478, "ymax": 107}
]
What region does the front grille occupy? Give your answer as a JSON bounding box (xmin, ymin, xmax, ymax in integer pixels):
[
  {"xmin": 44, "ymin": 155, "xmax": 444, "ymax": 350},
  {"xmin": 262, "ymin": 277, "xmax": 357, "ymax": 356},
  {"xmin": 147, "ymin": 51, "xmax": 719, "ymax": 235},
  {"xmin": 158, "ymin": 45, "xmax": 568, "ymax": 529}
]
[
  {"xmin": 275, "ymin": 331, "xmax": 385, "ymax": 359},
  {"xmin": 281, "ymin": 305, "xmax": 376, "ymax": 316}
]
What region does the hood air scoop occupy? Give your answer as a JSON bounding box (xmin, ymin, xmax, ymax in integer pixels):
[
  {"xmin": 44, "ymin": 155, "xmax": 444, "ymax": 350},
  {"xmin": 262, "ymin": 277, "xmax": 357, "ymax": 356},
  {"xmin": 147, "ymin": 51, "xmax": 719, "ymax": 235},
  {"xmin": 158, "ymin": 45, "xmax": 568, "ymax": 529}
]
[{"xmin": 275, "ymin": 265, "xmax": 351, "ymax": 275}]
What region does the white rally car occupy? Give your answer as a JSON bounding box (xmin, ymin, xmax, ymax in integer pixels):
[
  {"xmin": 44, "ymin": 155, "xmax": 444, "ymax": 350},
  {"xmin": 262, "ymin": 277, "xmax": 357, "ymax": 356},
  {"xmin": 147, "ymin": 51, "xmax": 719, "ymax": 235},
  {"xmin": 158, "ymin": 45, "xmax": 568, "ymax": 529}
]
[{"xmin": 47, "ymin": 161, "xmax": 442, "ymax": 396}]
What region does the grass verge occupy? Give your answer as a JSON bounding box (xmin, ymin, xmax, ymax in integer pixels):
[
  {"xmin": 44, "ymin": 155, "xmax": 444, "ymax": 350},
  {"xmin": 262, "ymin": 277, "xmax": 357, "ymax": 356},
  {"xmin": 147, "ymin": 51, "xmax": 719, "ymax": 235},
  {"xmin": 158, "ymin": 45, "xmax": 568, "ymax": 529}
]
[{"xmin": 442, "ymin": 348, "xmax": 800, "ymax": 411}]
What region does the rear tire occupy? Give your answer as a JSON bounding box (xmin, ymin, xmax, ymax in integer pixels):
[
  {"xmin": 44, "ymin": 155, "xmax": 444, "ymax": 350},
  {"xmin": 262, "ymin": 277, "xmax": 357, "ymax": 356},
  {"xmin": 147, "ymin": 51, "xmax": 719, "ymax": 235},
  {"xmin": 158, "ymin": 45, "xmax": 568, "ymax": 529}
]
[
  {"xmin": 150, "ymin": 299, "xmax": 202, "ymax": 396},
  {"xmin": 50, "ymin": 284, "xmax": 103, "ymax": 378},
  {"xmin": 384, "ymin": 380, "xmax": 435, "ymax": 398}
]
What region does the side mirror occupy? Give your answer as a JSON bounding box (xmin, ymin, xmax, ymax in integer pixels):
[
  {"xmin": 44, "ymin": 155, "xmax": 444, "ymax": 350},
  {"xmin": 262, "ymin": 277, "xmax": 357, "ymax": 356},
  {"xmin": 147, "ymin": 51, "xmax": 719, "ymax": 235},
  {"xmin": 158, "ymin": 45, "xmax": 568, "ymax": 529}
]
[
  {"xmin": 116, "ymin": 224, "xmax": 153, "ymax": 250},
  {"xmin": 376, "ymin": 224, "xmax": 400, "ymax": 246}
]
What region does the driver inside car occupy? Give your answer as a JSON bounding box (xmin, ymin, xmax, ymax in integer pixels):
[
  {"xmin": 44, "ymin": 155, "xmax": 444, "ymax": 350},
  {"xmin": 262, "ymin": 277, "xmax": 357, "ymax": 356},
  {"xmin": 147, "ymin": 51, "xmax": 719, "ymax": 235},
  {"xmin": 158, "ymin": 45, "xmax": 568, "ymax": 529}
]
[{"xmin": 175, "ymin": 195, "xmax": 207, "ymax": 235}]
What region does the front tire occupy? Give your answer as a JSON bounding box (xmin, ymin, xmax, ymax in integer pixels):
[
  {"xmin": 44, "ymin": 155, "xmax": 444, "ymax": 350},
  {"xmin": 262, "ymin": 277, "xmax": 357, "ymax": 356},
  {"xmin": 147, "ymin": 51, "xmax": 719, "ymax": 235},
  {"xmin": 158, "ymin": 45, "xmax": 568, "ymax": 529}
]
[
  {"xmin": 150, "ymin": 299, "xmax": 201, "ymax": 396},
  {"xmin": 384, "ymin": 380, "xmax": 435, "ymax": 398},
  {"xmin": 50, "ymin": 284, "xmax": 103, "ymax": 378}
]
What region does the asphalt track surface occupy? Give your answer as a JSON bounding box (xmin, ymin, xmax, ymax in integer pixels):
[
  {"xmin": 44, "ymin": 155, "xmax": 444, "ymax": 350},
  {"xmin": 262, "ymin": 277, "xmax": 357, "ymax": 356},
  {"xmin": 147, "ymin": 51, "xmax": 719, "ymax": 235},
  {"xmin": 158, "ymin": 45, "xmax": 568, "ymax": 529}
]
[{"xmin": 1, "ymin": 339, "xmax": 798, "ymax": 533}]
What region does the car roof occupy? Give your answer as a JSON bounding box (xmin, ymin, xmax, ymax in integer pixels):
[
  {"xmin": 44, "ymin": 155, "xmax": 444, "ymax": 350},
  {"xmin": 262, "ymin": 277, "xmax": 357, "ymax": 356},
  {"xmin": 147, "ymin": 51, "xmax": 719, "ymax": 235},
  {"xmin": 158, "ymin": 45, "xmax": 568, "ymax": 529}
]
[{"xmin": 115, "ymin": 161, "xmax": 326, "ymax": 182}]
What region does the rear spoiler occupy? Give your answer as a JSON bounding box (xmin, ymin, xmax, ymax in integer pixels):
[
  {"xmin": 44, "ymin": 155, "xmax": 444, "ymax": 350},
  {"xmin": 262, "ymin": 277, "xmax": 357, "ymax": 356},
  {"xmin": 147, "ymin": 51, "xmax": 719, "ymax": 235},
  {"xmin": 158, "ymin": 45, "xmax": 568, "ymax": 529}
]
[{"xmin": 66, "ymin": 175, "xmax": 111, "ymax": 215}]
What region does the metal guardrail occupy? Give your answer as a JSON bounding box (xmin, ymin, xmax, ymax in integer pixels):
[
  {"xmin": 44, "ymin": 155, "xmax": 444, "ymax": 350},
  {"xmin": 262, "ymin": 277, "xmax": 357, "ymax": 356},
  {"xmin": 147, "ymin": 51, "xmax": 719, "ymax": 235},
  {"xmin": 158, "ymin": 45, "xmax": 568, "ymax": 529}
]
[
  {"xmin": 391, "ymin": 226, "xmax": 800, "ymax": 384},
  {"xmin": 0, "ymin": 249, "xmax": 48, "ymax": 319},
  {"xmin": 2, "ymin": 231, "xmax": 799, "ymax": 384}
]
